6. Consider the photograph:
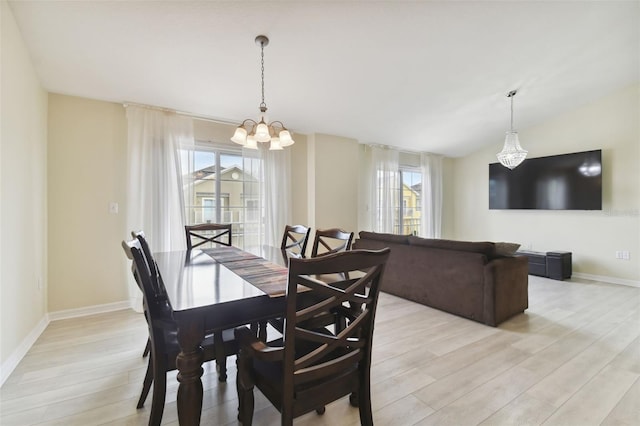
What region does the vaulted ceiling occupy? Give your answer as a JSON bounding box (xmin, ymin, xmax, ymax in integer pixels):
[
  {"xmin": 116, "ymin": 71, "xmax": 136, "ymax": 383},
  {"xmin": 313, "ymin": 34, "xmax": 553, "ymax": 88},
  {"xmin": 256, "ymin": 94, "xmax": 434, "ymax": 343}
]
[{"xmin": 9, "ymin": 1, "xmax": 639, "ymax": 157}]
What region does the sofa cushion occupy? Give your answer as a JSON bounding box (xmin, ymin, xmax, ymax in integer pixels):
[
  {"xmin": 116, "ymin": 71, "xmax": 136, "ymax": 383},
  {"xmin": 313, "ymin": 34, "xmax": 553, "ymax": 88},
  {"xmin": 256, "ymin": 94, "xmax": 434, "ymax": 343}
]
[
  {"xmin": 408, "ymin": 236, "xmax": 496, "ymax": 258},
  {"xmin": 495, "ymin": 242, "xmax": 521, "ymax": 257},
  {"xmin": 358, "ymin": 231, "xmax": 411, "ymax": 245}
]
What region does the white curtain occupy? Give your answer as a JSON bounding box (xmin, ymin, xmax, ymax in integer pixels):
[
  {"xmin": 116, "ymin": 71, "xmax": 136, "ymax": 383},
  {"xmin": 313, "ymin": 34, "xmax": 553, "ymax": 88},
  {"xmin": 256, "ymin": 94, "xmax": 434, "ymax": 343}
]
[
  {"xmin": 370, "ymin": 146, "xmax": 400, "ymax": 233},
  {"xmin": 125, "ymin": 106, "xmax": 194, "ymax": 308},
  {"xmin": 261, "ymin": 146, "xmax": 292, "ymax": 247},
  {"xmin": 420, "ymin": 152, "xmax": 443, "ymax": 238}
]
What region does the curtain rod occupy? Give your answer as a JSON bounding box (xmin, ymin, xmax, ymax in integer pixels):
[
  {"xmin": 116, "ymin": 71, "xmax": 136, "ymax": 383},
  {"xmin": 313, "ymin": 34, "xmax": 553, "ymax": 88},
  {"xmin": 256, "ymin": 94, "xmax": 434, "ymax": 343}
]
[
  {"xmin": 364, "ymin": 143, "xmax": 438, "ymax": 156},
  {"xmin": 122, "ymin": 101, "xmax": 239, "ymax": 127}
]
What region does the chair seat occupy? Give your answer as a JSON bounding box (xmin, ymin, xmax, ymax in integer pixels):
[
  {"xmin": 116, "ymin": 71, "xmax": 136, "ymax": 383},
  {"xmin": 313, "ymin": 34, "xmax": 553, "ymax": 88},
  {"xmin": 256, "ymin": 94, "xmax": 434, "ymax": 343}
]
[{"xmin": 250, "ymin": 337, "xmax": 359, "ymax": 415}]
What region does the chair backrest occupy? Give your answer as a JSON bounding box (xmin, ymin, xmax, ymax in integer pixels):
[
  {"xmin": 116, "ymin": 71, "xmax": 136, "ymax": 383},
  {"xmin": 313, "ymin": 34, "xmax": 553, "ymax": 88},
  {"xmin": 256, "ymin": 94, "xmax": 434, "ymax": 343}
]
[
  {"xmin": 282, "ymin": 248, "xmax": 390, "ymax": 401},
  {"xmin": 310, "ymin": 228, "xmax": 354, "ymax": 257},
  {"xmin": 185, "ymin": 223, "xmax": 232, "ymax": 250},
  {"xmin": 280, "ymin": 225, "xmax": 311, "ymax": 258},
  {"xmin": 131, "ymin": 230, "xmax": 158, "ymax": 277},
  {"xmin": 122, "ymin": 239, "xmax": 172, "ymax": 328}
]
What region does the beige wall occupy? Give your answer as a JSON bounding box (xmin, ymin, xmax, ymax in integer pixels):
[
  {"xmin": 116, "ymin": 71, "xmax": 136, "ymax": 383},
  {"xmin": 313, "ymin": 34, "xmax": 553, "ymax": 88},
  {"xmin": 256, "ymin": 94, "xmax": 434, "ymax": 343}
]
[
  {"xmin": 306, "ymin": 133, "xmax": 359, "ymax": 235},
  {"xmin": 452, "ymin": 84, "xmax": 640, "ymax": 283},
  {"xmin": 290, "ymin": 136, "xmax": 308, "ymax": 226},
  {"xmin": 47, "ymin": 94, "xmax": 129, "ymax": 311},
  {"xmin": 1, "ymin": 0, "xmax": 48, "ymax": 371}
]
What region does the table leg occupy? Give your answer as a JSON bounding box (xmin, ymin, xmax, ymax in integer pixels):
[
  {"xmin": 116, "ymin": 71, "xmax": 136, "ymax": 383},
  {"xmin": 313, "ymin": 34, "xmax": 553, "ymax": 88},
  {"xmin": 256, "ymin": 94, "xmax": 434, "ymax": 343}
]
[{"xmin": 176, "ymin": 318, "xmax": 205, "ymax": 425}]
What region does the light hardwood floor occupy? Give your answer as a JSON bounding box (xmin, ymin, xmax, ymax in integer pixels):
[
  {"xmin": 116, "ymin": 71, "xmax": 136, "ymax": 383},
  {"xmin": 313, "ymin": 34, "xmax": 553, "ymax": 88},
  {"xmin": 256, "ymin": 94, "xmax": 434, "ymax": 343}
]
[{"xmin": 1, "ymin": 275, "xmax": 639, "ymax": 425}]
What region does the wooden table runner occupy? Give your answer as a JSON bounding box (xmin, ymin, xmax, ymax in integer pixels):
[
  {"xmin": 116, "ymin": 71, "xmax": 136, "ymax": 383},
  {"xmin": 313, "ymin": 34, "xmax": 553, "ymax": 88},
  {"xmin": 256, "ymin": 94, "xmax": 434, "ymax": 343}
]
[{"xmin": 203, "ymin": 246, "xmax": 289, "ymax": 297}]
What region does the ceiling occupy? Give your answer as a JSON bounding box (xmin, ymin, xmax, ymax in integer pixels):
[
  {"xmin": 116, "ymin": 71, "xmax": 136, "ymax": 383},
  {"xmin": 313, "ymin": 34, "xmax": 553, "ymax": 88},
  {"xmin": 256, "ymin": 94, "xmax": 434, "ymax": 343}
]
[{"xmin": 8, "ymin": 1, "xmax": 639, "ymax": 157}]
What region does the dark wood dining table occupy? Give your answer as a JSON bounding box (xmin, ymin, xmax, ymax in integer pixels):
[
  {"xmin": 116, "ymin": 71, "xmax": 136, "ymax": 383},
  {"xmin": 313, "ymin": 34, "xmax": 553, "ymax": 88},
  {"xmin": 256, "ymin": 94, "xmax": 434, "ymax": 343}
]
[{"xmin": 153, "ymin": 245, "xmax": 293, "ymax": 425}]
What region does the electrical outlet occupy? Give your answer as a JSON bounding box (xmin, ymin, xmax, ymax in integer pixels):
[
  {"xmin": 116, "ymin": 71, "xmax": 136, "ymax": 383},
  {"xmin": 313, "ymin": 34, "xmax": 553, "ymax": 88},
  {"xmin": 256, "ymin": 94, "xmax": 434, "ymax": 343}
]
[{"xmin": 616, "ymin": 250, "xmax": 631, "ymax": 260}]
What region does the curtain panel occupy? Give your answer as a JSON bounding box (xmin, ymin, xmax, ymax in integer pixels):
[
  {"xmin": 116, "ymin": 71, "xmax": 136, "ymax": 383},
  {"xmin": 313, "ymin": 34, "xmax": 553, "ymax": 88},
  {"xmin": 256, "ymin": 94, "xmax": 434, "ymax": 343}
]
[
  {"xmin": 421, "ymin": 153, "xmax": 443, "ymax": 238},
  {"xmin": 261, "ymin": 147, "xmax": 292, "ymax": 248},
  {"xmin": 370, "ymin": 146, "xmax": 400, "ymax": 234},
  {"xmin": 125, "ymin": 106, "xmax": 195, "ymax": 308}
]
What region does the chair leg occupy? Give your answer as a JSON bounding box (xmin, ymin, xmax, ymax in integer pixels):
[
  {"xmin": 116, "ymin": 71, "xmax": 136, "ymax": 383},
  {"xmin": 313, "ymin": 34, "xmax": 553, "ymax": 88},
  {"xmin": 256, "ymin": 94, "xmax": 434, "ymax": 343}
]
[
  {"xmin": 281, "ymin": 409, "xmax": 293, "ymax": 426},
  {"xmin": 349, "ymin": 392, "xmax": 359, "ymax": 407},
  {"xmin": 237, "ymin": 351, "xmax": 254, "ymax": 425},
  {"xmin": 142, "ymin": 338, "xmax": 150, "ymax": 358},
  {"xmin": 236, "ymin": 359, "xmax": 243, "ymax": 421},
  {"xmin": 239, "ymin": 387, "xmax": 254, "ymax": 425},
  {"xmin": 214, "ymin": 332, "xmax": 227, "ymax": 382},
  {"xmin": 137, "ymin": 356, "xmax": 153, "ymax": 408},
  {"xmin": 149, "ymin": 356, "xmax": 167, "ymax": 426},
  {"xmin": 358, "ymin": 388, "xmax": 373, "ymax": 426}
]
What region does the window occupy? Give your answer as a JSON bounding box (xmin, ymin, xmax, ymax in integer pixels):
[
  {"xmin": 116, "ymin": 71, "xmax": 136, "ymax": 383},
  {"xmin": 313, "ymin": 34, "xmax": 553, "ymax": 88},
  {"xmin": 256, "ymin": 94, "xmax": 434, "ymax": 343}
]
[
  {"xmin": 202, "ymin": 198, "xmax": 216, "ymax": 223},
  {"xmin": 180, "ymin": 143, "xmax": 264, "ymax": 248},
  {"xmin": 374, "ymin": 166, "xmax": 422, "ymax": 235},
  {"xmin": 400, "ymin": 168, "xmax": 422, "ymax": 235}
]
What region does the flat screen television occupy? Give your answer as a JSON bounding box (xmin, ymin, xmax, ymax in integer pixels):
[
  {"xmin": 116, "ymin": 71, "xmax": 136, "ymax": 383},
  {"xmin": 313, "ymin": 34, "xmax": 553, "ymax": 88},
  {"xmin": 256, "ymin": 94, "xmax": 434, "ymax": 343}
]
[{"xmin": 489, "ymin": 149, "xmax": 602, "ymax": 210}]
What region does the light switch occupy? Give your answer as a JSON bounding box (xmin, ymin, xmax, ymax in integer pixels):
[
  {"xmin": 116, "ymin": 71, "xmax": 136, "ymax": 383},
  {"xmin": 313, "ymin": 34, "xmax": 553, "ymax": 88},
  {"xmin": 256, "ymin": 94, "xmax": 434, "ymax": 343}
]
[{"xmin": 109, "ymin": 202, "xmax": 119, "ymax": 214}]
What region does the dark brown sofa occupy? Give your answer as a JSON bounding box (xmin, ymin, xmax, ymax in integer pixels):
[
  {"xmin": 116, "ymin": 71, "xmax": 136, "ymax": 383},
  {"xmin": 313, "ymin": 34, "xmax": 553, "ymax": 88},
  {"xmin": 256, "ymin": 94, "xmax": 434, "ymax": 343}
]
[{"xmin": 352, "ymin": 231, "xmax": 529, "ymax": 326}]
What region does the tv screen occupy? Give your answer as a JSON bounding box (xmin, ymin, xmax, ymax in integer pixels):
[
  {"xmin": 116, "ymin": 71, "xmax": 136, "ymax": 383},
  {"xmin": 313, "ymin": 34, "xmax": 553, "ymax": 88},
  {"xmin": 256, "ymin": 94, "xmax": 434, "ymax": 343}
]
[{"xmin": 489, "ymin": 150, "xmax": 602, "ymax": 210}]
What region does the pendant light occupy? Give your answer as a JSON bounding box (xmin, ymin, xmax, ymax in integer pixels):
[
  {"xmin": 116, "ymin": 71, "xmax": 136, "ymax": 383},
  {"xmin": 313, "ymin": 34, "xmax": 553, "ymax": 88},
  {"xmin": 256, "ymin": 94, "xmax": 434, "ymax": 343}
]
[
  {"xmin": 497, "ymin": 90, "xmax": 527, "ymax": 169},
  {"xmin": 230, "ymin": 35, "xmax": 295, "ymax": 150}
]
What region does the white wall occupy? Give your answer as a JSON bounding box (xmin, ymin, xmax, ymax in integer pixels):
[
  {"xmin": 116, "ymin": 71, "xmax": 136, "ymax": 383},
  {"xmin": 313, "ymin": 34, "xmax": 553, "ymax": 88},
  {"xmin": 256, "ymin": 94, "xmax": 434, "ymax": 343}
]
[
  {"xmin": 452, "ymin": 84, "xmax": 639, "ymax": 284},
  {"xmin": 1, "ymin": 0, "xmax": 48, "ymax": 380}
]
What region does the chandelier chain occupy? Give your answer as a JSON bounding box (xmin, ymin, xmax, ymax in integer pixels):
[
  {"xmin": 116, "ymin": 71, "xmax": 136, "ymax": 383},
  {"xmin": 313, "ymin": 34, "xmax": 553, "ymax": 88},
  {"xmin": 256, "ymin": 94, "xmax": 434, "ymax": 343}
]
[
  {"xmin": 510, "ymin": 94, "xmax": 514, "ymax": 131},
  {"xmin": 260, "ymin": 42, "xmax": 266, "ymax": 110},
  {"xmin": 507, "ymin": 90, "xmax": 517, "ymax": 131}
]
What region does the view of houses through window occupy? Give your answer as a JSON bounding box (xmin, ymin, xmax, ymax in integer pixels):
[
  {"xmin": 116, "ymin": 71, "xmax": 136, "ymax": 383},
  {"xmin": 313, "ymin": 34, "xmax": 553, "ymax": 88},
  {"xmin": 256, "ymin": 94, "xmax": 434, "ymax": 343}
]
[
  {"xmin": 375, "ymin": 167, "xmax": 422, "ymax": 235},
  {"xmin": 180, "ymin": 145, "xmax": 264, "ymax": 249},
  {"xmin": 400, "ymin": 168, "xmax": 422, "ymax": 235}
]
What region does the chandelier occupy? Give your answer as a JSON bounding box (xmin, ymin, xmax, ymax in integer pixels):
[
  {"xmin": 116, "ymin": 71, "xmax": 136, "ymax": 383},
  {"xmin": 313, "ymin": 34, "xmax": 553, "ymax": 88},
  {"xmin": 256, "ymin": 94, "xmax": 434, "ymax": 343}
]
[
  {"xmin": 230, "ymin": 35, "xmax": 294, "ymax": 150},
  {"xmin": 497, "ymin": 90, "xmax": 527, "ymax": 169}
]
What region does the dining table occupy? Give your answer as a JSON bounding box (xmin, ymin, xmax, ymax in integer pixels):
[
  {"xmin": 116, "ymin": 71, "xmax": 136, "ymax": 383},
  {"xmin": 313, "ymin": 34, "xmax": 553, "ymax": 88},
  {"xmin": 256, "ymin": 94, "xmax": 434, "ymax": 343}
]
[{"xmin": 152, "ymin": 244, "xmax": 296, "ymax": 425}]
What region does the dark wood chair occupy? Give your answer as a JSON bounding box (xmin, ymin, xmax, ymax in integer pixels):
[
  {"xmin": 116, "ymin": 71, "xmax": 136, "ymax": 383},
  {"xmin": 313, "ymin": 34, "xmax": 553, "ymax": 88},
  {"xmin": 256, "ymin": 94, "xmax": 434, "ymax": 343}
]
[
  {"xmin": 311, "ymin": 228, "xmax": 354, "ymax": 258},
  {"xmin": 123, "ymin": 238, "xmax": 232, "ymax": 425},
  {"xmin": 184, "ymin": 225, "xmax": 241, "ymax": 380},
  {"xmin": 185, "ymin": 223, "xmax": 232, "ymax": 249},
  {"xmin": 280, "ymin": 225, "xmax": 311, "ymax": 258},
  {"xmin": 235, "ymin": 248, "xmax": 391, "ymax": 426},
  {"xmin": 131, "ymin": 230, "xmax": 160, "ymax": 358}
]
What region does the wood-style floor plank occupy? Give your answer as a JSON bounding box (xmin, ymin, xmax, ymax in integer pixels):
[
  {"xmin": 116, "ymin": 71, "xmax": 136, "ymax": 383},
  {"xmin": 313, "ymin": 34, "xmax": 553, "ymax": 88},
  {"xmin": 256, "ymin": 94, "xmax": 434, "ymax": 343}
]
[{"xmin": 1, "ymin": 275, "xmax": 639, "ymax": 425}]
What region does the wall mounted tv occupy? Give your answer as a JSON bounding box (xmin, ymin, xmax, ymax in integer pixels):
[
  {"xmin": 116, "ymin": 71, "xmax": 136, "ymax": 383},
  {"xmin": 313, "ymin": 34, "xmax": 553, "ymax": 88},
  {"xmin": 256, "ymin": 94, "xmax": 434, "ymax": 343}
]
[{"xmin": 489, "ymin": 149, "xmax": 602, "ymax": 210}]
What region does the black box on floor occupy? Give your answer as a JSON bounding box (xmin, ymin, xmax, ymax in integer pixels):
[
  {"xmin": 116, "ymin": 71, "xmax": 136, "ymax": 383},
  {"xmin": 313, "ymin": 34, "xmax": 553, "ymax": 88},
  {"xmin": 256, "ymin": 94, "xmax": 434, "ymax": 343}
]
[{"xmin": 546, "ymin": 251, "xmax": 572, "ymax": 280}]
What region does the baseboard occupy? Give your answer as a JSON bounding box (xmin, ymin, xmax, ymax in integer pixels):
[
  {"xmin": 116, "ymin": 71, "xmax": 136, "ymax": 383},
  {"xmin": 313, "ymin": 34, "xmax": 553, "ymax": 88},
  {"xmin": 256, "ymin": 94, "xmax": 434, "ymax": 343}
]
[
  {"xmin": 48, "ymin": 300, "xmax": 131, "ymax": 321},
  {"xmin": 1, "ymin": 315, "xmax": 49, "ymax": 387},
  {"xmin": 572, "ymin": 272, "xmax": 640, "ymax": 288}
]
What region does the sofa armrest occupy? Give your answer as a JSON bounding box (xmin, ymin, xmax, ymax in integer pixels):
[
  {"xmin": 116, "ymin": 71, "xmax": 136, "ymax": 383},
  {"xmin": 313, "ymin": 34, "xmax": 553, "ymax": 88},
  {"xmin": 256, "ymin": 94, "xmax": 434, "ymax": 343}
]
[{"xmin": 483, "ymin": 255, "xmax": 529, "ymax": 326}]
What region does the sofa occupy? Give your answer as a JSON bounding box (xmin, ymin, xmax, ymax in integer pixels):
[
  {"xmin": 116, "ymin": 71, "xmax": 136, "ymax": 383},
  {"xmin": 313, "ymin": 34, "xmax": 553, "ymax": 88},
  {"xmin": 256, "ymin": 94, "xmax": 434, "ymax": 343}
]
[{"xmin": 352, "ymin": 231, "xmax": 529, "ymax": 326}]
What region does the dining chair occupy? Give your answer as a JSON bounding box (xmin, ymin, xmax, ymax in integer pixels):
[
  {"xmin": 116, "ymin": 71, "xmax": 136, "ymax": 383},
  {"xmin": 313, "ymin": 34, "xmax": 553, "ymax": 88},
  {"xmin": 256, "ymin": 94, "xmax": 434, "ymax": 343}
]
[
  {"xmin": 235, "ymin": 248, "xmax": 391, "ymax": 426},
  {"xmin": 185, "ymin": 223, "xmax": 232, "ymax": 249},
  {"xmin": 280, "ymin": 224, "xmax": 311, "ymax": 258},
  {"xmin": 184, "ymin": 224, "xmax": 242, "ymax": 380},
  {"xmin": 131, "ymin": 230, "xmax": 159, "ymax": 358},
  {"xmin": 122, "ymin": 238, "xmax": 227, "ymax": 425},
  {"xmin": 310, "ymin": 228, "xmax": 354, "ymax": 258}
]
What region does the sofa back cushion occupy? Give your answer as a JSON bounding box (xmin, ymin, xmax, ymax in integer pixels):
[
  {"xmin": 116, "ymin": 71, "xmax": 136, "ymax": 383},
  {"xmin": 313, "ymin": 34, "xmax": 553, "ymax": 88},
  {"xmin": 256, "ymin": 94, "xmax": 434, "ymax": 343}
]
[
  {"xmin": 408, "ymin": 236, "xmax": 496, "ymax": 258},
  {"xmin": 357, "ymin": 231, "xmax": 411, "ymax": 245}
]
